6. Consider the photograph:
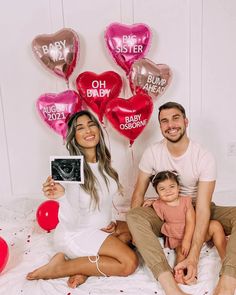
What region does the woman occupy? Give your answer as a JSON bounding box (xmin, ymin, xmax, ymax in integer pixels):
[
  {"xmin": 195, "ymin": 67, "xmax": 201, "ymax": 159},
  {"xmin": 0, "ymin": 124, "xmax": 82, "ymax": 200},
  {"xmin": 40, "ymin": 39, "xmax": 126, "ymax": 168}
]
[{"xmin": 27, "ymin": 110, "xmax": 138, "ymax": 288}]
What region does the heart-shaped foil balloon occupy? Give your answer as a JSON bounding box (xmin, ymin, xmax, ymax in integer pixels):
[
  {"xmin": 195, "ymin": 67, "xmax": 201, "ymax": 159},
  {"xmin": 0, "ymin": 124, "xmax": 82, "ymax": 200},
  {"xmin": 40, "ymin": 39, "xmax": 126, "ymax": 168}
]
[
  {"xmin": 105, "ymin": 22, "xmax": 151, "ymax": 75},
  {"xmin": 129, "ymin": 58, "xmax": 172, "ymax": 98},
  {"xmin": 36, "ymin": 90, "xmax": 82, "ymax": 139},
  {"xmin": 32, "ymin": 28, "xmax": 79, "ymax": 81},
  {"xmin": 76, "ymin": 71, "xmax": 122, "ymax": 123},
  {"xmin": 105, "ymin": 93, "xmax": 153, "ymax": 145}
]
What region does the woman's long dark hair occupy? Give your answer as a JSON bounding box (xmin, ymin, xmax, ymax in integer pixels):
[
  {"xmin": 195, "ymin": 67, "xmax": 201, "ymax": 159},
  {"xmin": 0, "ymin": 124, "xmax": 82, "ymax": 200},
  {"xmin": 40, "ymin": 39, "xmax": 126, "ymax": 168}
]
[{"xmin": 66, "ymin": 110, "xmax": 123, "ymax": 207}]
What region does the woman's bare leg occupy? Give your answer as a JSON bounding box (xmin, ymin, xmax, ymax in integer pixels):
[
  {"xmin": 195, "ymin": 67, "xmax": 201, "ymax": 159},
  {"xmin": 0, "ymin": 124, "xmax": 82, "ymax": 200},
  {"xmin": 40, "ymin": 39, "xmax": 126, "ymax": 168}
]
[
  {"xmin": 67, "ymin": 221, "xmax": 133, "ymax": 288},
  {"xmin": 26, "ymin": 235, "xmax": 138, "ymax": 280}
]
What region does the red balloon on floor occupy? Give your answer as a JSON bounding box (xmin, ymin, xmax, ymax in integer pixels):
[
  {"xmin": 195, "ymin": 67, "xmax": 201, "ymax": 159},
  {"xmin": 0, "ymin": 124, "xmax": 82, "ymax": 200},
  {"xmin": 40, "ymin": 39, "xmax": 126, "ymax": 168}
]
[
  {"xmin": 36, "ymin": 200, "xmax": 59, "ymax": 231},
  {"xmin": 0, "ymin": 237, "xmax": 9, "ymax": 273}
]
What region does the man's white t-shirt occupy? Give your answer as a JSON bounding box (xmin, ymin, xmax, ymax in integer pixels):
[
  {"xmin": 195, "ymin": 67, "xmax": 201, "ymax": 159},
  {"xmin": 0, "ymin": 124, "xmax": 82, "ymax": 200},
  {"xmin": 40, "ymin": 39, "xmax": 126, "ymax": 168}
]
[{"xmin": 139, "ymin": 139, "xmax": 217, "ymax": 197}]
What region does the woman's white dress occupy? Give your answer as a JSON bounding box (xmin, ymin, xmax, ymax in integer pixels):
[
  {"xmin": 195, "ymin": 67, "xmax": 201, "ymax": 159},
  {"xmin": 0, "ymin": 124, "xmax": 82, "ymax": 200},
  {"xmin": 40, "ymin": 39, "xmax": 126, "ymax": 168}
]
[{"xmin": 53, "ymin": 162, "xmax": 118, "ymax": 258}]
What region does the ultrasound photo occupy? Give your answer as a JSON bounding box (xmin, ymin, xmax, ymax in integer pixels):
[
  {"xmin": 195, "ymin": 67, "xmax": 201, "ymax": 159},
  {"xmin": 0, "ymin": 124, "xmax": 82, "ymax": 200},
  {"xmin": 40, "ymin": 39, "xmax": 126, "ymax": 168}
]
[{"xmin": 50, "ymin": 156, "xmax": 84, "ymax": 183}]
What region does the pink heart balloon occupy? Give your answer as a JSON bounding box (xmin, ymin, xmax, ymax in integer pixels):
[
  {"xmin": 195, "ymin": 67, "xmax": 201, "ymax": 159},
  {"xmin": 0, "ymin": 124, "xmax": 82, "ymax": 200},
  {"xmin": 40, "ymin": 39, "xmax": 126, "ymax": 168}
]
[
  {"xmin": 36, "ymin": 90, "xmax": 82, "ymax": 139},
  {"xmin": 105, "ymin": 22, "xmax": 151, "ymax": 75},
  {"xmin": 76, "ymin": 71, "xmax": 122, "ymax": 123},
  {"xmin": 32, "ymin": 28, "xmax": 79, "ymax": 81},
  {"xmin": 129, "ymin": 58, "xmax": 172, "ymax": 99},
  {"xmin": 105, "ymin": 93, "xmax": 153, "ymax": 146}
]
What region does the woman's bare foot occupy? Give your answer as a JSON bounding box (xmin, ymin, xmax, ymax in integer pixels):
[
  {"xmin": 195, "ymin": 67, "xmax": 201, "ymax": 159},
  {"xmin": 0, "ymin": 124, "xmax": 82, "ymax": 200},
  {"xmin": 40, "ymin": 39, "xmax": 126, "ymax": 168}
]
[
  {"xmin": 67, "ymin": 274, "xmax": 88, "ymax": 288},
  {"xmin": 26, "ymin": 252, "xmax": 66, "ymax": 280}
]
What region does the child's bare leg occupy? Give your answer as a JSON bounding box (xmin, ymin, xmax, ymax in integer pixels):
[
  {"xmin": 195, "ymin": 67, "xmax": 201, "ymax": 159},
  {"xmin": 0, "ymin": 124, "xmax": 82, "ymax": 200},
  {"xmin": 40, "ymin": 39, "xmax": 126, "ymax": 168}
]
[
  {"xmin": 174, "ymin": 246, "xmax": 185, "ymax": 284},
  {"xmin": 206, "ymin": 220, "xmax": 227, "ymax": 261}
]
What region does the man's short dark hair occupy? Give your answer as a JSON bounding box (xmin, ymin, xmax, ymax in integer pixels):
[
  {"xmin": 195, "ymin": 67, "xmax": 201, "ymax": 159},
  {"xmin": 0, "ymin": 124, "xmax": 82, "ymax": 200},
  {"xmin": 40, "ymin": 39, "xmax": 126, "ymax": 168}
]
[{"xmin": 158, "ymin": 101, "xmax": 186, "ymax": 121}]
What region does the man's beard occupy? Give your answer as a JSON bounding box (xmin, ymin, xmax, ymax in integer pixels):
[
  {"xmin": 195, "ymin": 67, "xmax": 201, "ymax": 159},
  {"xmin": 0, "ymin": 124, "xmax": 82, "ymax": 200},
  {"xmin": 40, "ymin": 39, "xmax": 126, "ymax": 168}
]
[{"xmin": 164, "ymin": 128, "xmax": 186, "ymax": 143}]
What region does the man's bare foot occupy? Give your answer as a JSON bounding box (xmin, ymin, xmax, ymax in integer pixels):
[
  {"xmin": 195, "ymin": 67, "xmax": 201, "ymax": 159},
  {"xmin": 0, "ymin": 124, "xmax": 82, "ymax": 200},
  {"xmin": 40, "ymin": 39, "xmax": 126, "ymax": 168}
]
[
  {"xmin": 26, "ymin": 252, "xmax": 66, "ymax": 280},
  {"xmin": 213, "ymin": 274, "xmax": 236, "ymax": 295},
  {"xmin": 158, "ymin": 271, "xmax": 191, "ymax": 295},
  {"xmin": 67, "ymin": 274, "xmax": 88, "ymax": 288}
]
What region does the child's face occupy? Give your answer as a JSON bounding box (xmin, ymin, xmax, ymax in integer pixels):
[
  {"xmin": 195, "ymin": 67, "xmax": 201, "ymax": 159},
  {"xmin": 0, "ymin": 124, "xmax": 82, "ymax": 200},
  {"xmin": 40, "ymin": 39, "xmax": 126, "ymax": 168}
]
[{"xmin": 156, "ymin": 178, "xmax": 179, "ymax": 202}]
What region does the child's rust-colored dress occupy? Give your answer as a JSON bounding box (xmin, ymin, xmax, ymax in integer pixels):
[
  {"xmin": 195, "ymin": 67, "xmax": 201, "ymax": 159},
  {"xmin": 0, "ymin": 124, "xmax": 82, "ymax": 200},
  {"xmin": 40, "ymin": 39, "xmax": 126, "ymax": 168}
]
[{"xmin": 153, "ymin": 196, "xmax": 193, "ymax": 249}]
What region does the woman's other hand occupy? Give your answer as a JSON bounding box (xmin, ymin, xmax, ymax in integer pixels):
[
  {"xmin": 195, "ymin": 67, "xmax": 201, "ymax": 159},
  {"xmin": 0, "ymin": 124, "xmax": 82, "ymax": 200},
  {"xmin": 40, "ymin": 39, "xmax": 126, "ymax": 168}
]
[
  {"xmin": 42, "ymin": 176, "xmax": 65, "ymax": 199},
  {"xmin": 101, "ymin": 221, "xmax": 117, "ymax": 233}
]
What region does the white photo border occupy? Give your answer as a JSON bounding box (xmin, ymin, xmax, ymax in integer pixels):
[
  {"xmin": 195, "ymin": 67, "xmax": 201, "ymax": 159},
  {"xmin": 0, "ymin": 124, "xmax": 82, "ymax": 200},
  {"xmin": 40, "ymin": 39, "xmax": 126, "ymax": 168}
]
[{"xmin": 50, "ymin": 155, "xmax": 84, "ymax": 184}]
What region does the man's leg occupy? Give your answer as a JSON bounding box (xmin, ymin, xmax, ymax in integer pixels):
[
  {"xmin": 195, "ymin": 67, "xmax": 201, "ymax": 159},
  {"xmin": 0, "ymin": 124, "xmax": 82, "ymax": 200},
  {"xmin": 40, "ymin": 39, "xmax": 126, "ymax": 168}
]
[
  {"xmin": 127, "ymin": 207, "xmax": 190, "ymax": 295},
  {"xmin": 127, "ymin": 206, "xmax": 170, "ymax": 277},
  {"xmin": 211, "ymin": 203, "xmax": 236, "ymax": 295}
]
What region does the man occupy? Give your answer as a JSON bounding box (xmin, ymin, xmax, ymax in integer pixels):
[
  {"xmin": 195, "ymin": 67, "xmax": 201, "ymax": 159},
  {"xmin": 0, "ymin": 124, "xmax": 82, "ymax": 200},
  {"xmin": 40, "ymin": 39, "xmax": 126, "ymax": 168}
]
[{"xmin": 127, "ymin": 102, "xmax": 236, "ymax": 295}]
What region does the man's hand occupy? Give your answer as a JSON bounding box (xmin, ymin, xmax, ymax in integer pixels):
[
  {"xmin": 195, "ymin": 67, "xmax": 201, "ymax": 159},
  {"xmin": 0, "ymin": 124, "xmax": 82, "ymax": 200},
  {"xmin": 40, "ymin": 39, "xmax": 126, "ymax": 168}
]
[
  {"xmin": 142, "ymin": 198, "xmax": 157, "ymax": 207},
  {"xmin": 174, "ymin": 256, "xmax": 198, "ymax": 285}
]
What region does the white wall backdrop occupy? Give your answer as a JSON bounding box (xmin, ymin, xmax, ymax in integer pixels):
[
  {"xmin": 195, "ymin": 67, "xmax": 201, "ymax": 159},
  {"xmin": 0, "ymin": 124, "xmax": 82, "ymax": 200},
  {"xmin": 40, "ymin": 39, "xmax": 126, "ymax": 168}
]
[{"xmin": 0, "ymin": 0, "xmax": 235, "ymax": 206}]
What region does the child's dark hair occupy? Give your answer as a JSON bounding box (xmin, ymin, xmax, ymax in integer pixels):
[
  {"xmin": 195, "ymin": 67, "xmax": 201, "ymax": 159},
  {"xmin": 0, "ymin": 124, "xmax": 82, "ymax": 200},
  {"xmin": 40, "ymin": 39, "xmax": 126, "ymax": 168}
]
[{"xmin": 150, "ymin": 170, "xmax": 179, "ymax": 193}]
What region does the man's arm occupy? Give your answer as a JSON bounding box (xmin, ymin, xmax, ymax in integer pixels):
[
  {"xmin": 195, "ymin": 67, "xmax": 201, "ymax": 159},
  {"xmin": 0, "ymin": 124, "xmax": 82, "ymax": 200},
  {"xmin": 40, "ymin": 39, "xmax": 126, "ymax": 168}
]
[
  {"xmin": 174, "ymin": 180, "xmax": 215, "ymax": 284},
  {"xmin": 131, "ymin": 170, "xmax": 151, "ymax": 208},
  {"xmin": 188, "ymin": 180, "xmax": 215, "ymax": 259}
]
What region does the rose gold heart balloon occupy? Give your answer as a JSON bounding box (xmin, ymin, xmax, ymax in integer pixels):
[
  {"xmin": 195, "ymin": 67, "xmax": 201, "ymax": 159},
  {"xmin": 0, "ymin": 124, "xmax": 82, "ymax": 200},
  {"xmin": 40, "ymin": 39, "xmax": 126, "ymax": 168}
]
[
  {"xmin": 32, "ymin": 28, "xmax": 79, "ymax": 81},
  {"xmin": 129, "ymin": 58, "xmax": 172, "ymax": 98}
]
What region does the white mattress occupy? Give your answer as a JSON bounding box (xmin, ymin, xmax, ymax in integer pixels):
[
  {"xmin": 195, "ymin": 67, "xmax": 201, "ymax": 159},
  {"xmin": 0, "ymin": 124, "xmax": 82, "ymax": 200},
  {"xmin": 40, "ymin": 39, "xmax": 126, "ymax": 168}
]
[{"xmin": 0, "ymin": 198, "xmax": 230, "ymax": 295}]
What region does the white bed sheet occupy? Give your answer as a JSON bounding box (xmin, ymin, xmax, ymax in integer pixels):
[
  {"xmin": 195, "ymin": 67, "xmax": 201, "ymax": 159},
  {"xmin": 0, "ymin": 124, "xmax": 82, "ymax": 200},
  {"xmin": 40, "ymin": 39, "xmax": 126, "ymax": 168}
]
[{"xmin": 0, "ymin": 198, "xmax": 228, "ymax": 295}]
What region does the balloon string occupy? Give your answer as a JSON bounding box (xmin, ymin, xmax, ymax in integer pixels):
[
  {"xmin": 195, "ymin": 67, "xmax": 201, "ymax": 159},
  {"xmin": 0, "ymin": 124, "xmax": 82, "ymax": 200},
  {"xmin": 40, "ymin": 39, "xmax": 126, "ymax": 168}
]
[
  {"xmin": 112, "ymin": 144, "xmax": 136, "ymax": 217},
  {"xmin": 129, "ymin": 144, "xmax": 135, "ymax": 168},
  {"xmin": 61, "ymin": 0, "xmax": 65, "ymax": 28},
  {"xmin": 66, "ymin": 80, "xmax": 70, "ymax": 89},
  {"xmin": 102, "ymin": 122, "xmax": 111, "ymax": 153}
]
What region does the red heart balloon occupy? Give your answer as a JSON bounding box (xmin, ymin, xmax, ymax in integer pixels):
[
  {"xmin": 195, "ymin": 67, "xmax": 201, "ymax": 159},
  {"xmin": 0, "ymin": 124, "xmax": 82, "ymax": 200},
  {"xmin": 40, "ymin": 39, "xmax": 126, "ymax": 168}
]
[
  {"xmin": 76, "ymin": 71, "xmax": 122, "ymax": 123},
  {"xmin": 0, "ymin": 237, "xmax": 9, "ymax": 273},
  {"xmin": 105, "ymin": 22, "xmax": 151, "ymax": 74},
  {"xmin": 129, "ymin": 58, "xmax": 172, "ymax": 99},
  {"xmin": 105, "ymin": 93, "xmax": 153, "ymax": 145},
  {"xmin": 36, "ymin": 90, "xmax": 82, "ymax": 139},
  {"xmin": 32, "ymin": 28, "xmax": 79, "ymax": 81}
]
